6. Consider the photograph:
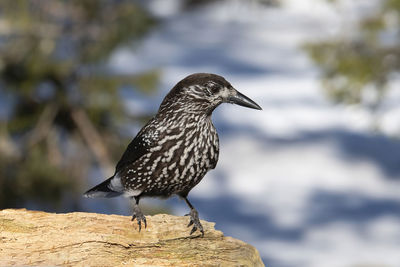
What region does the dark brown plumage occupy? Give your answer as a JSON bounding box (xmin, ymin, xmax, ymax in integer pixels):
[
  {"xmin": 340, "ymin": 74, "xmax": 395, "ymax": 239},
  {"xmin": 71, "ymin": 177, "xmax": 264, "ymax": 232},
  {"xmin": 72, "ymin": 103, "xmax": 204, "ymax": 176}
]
[{"xmin": 84, "ymin": 73, "xmax": 261, "ymax": 236}]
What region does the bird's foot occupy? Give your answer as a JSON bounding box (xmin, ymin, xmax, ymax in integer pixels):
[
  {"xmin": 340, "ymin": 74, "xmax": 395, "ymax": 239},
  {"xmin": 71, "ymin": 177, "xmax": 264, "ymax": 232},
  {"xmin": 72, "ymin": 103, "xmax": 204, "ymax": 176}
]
[
  {"xmin": 131, "ymin": 205, "xmax": 147, "ymax": 232},
  {"xmin": 186, "ymin": 209, "xmax": 204, "ymax": 237}
]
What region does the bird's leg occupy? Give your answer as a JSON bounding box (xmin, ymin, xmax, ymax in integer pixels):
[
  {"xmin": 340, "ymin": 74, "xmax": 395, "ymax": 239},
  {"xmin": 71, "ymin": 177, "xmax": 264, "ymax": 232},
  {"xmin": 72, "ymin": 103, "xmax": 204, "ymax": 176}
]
[
  {"xmin": 183, "ymin": 197, "xmax": 204, "ymax": 237},
  {"xmin": 131, "ymin": 196, "xmax": 147, "ymax": 232}
]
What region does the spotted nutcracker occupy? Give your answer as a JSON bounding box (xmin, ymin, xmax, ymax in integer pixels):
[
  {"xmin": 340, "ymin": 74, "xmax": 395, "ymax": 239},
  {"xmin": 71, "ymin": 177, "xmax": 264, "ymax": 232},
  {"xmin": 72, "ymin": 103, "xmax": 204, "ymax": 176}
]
[{"xmin": 84, "ymin": 73, "xmax": 262, "ymax": 236}]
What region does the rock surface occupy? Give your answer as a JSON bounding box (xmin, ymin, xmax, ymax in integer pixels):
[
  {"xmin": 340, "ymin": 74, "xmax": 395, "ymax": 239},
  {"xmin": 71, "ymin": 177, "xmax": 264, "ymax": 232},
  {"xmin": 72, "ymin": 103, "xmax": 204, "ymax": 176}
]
[{"xmin": 0, "ymin": 209, "xmax": 264, "ymax": 266}]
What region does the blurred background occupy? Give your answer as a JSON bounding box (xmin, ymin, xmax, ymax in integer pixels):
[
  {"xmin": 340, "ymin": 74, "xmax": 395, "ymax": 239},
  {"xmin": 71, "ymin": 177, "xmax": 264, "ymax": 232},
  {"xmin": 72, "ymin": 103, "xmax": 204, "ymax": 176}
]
[{"xmin": 1, "ymin": 0, "xmax": 400, "ymax": 266}]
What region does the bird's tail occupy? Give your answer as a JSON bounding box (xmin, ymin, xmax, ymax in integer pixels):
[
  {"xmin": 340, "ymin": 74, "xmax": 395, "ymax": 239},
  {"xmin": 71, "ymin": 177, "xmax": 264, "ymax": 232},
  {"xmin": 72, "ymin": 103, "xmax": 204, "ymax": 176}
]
[{"xmin": 83, "ymin": 176, "xmax": 123, "ymax": 198}]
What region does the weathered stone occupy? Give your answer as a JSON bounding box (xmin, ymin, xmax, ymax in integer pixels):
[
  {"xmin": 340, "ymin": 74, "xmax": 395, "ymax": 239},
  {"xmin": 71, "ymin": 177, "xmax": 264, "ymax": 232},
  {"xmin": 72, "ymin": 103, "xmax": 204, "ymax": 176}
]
[{"xmin": 0, "ymin": 209, "xmax": 264, "ymax": 266}]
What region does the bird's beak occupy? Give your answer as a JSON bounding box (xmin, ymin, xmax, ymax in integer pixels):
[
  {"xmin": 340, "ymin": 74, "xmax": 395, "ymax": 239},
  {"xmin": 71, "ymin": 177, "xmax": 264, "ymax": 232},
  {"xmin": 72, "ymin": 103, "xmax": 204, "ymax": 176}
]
[{"xmin": 227, "ymin": 89, "xmax": 262, "ymax": 110}]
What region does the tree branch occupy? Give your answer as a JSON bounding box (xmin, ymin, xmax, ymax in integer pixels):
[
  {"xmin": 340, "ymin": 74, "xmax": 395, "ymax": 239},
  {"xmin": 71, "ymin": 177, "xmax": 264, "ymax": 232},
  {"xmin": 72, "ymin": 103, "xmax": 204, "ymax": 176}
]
[{"xmin": 70, "ymin": 107, "xmax": 114, "ymax": 175}]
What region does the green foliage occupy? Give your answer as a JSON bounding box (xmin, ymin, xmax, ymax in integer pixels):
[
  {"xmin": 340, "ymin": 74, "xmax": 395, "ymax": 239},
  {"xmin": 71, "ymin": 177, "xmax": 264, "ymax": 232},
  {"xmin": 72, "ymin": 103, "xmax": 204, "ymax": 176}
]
[
  {"xmin": 305, "ymin": 0, "xmax": 400, "ymax": 107},
  {"xmin": 0, "ymin": 0, "xmax": 159, "ymax": 210}
]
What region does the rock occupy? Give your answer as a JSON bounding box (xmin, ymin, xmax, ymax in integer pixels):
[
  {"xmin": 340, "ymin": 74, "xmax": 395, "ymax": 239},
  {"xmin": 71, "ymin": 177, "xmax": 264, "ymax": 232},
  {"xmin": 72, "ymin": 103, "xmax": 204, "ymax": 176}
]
[{"xmin": 0, "ymin": 209, "xmax": 264, "ymax": 266}]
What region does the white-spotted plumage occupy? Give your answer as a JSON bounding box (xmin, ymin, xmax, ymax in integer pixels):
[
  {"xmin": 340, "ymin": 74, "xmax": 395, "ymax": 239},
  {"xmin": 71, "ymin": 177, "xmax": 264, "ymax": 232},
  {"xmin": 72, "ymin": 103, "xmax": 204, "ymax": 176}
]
[
  {"xmin": 84, "ymin": 73, "xmax": 261, "ymax": 236},
  {"xmin": 117, "ymin": 109, "xmax": 219, "ymax": 197}
]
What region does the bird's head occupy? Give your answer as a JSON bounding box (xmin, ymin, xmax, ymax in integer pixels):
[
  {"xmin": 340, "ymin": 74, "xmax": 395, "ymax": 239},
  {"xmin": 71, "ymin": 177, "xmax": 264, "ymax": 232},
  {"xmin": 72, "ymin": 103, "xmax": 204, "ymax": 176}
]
[{"xmin": 160, "ymin": 73, "xmax": 262, "ymax": 115}]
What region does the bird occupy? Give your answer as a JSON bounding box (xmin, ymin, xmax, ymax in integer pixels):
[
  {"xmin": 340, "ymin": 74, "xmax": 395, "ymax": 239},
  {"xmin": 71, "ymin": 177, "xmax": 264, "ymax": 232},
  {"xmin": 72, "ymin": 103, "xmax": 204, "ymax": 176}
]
[{"xmin": 84, "ymin": 73, "xmax": 262, "ymax": 236}]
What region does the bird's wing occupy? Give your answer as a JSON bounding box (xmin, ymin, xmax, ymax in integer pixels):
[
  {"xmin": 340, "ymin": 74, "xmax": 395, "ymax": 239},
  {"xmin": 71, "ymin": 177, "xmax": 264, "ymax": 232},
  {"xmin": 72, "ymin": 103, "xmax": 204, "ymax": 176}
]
[
  {"xmin": 115, "ymin": 136, "xmax": 147, "ymax": 173},
  {"xmin": 114, "ymin": 121, "xmax": 156, "ymax": 173}
]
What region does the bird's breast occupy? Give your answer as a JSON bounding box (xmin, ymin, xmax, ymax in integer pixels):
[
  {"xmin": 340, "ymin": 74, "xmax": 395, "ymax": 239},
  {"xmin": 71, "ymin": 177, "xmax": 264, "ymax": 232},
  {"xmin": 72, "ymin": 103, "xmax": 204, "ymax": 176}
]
[{"xmin": 120, "ymin": 115, "xmax": 219, "ymax": 196}]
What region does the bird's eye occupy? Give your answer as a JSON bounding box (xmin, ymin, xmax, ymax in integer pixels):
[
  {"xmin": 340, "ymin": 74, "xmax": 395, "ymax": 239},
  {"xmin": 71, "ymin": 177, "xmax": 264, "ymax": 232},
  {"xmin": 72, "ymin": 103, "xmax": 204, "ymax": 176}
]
[
  {"xmin": 210, "ymin": 85, "xmax": 219, "ymax": 94},
  {"xmin": 205, "ymin": 82, "xmax": 220, "ymax": 94}
]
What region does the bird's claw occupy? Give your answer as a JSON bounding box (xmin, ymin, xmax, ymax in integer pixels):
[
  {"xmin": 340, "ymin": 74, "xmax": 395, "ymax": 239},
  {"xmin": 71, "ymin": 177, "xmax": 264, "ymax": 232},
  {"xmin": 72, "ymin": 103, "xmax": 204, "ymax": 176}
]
[
  {"xmin": 187, "ymin": 209, "xmax": 204, "ymax": 237},
  {"xmin": 131, "ymin": 207, "xmax": 147, "ymax": 232}
]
